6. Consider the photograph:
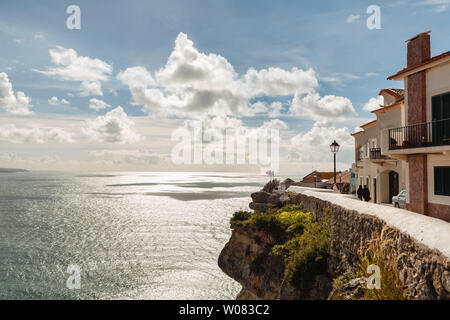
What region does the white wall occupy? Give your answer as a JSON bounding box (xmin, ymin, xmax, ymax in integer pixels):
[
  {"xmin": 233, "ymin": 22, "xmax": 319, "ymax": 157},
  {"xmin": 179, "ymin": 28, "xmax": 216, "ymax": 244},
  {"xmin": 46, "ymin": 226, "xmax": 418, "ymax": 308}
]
[{"xmin": 427, "ymin": 153, "xmax": 450, "ymax": 205}]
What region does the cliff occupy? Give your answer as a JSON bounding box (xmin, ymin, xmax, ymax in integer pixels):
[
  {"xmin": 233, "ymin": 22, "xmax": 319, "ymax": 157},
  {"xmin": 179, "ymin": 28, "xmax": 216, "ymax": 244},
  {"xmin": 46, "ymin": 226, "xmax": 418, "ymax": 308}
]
[{"xmin": 218, "ymin": 186, "xmax": 450, "ymax": 300}]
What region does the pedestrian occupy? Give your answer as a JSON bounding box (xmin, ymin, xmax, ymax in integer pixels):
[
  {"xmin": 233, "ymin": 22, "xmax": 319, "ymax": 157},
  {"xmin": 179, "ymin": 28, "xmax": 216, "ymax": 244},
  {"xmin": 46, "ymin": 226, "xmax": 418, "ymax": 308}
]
[
  {"xmin": 357, "ymin": 185, "xmax": 363, "ymax": 200},
  {"xmin": 362, "ymin": 185, "xmax": 371, "ymax": 202}
]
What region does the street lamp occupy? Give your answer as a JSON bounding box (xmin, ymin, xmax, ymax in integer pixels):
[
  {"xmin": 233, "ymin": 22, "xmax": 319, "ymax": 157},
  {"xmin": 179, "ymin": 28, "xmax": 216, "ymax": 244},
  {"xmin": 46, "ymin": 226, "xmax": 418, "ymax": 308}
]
[
  {"xmin": 313, "ymin": 173, "xmax": 317, "ymax": 188},
  {"xmin": 330, "ymin": 140, "xmax": 340, "ymax": 185}
]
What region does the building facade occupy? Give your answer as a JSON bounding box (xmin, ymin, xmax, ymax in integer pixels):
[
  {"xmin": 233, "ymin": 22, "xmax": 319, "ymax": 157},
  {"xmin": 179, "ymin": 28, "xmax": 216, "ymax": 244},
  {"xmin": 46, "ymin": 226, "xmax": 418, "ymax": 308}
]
[
  {"xmin": 383, "ymin": 31, "xmax": 450, "ymax": 222},
  {"xmin": 351, "ymin": 90, "xmax": 406, "ymax": 204}
]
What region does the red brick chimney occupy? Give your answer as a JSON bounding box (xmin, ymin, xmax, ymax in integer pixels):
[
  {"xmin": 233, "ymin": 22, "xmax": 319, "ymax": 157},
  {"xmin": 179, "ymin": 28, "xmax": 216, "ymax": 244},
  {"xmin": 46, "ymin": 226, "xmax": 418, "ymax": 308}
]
[
  {"xmin": 407, "ymin": 31, "xmax": 431, "ymax": 67},
  {"xmin": 406, "ymin": 31, "xmax": 431, "ymax": 125}
]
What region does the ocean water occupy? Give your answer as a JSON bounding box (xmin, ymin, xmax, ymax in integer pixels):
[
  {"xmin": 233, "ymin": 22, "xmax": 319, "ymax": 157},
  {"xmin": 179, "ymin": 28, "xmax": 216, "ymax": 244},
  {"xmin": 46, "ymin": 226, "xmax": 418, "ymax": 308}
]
[{"xmin": 0, "ymin": 171, "xmax": 267, "ymax": 300}]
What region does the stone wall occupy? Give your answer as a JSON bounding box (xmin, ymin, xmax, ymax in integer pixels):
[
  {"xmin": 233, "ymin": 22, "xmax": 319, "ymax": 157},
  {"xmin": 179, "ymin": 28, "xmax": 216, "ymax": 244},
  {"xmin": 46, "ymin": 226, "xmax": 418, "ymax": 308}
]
[{"xmin": 291, "ymin": 192, "xmax": 450, "ymax": 299}]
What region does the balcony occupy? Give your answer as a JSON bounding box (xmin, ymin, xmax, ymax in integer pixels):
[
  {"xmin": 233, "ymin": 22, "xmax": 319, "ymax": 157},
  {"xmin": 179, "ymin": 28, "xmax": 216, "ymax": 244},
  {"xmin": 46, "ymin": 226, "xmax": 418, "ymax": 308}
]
[
  {"xmin": 388, "ymin": 118, "xmax": 450, "ymax": 150},
  {"xmin": 369, "ymin": 148, "xmax": 382, "ymax": 159}
]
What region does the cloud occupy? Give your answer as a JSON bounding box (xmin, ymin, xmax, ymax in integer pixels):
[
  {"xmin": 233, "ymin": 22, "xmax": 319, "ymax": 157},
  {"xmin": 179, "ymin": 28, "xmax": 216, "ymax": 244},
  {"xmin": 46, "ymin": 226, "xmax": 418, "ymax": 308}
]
[
  {"xmin": 118, "ymin": 32, "xmax": 319, "ymax": 118},
  {"xmin": 260, "ymin": 119, "xmax": 288, "ymax": 130},
  {"xmin": 289, "ymin": 91, "xmax": 356, "ymax": 122},
  {"xmin": 268, "ymin": 101, "xmax": 284, "ymax": 118},
  {"xmin": 362, "ymin": 95, "xmax": 383, "ymax": 112},
  {"xmin": 48, "ymin": 96, "xmax": 70, "ymax": 106},
  {"xmin": 289, "ymin": 121, "xmax": 353, "ymax": 162},
  {"xmin": 0, "ymin": 72, "xmax": 33, "ymax": 115},
  {"xmin": 83, "ymin": 106, "xmax": 140, "ymax": 144},
  {"xmin": 319, "ymin": 72, "xmax": 360, "ymax": 84},
  {"xmin": 243, "ymin": 67, "xmax": 318, "ymax": 97},
  {"xmin": 346, "ymin": 14, "xmax": 361, "ymax": 23},
  {"xmin": 0, "ymin": 124, "xmax": 75, "ymax": 143},
  {"xmin": 34, "ymin": 46, "xmax": 112, "ymax": 96},
  {"xmin": 365, "ymin": 72, "xmax": 378, "ymax": 77},
  {"xmin": 418, "ymin": 0, "xmax": 450, "ymax": 11},
  {"xmin": 89, "ymin": 98, "xmax": 111, "ymax": 111},
  {"xmin": 89, "ymin": 149, "xmax": 164, "ymax": 166}
]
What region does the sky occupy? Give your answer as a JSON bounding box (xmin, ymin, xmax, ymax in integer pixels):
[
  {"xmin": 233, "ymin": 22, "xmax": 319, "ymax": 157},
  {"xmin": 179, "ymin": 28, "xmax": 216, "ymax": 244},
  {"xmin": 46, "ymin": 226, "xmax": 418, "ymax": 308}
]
[{"xmin": 1, "ymin": 0, "xmax": 449, "ymax": 176}]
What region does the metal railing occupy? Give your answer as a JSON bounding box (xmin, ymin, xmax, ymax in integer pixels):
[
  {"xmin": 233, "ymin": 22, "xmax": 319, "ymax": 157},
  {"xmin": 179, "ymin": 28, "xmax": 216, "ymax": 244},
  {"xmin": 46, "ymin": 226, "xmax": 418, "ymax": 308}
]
[
  {"xmin": 369, "ymin": 148, "xmax": 382, "ymax": 159},
  {"xmin": 388, "ymin": 118, "xmax": 450, "ymax": 150}
]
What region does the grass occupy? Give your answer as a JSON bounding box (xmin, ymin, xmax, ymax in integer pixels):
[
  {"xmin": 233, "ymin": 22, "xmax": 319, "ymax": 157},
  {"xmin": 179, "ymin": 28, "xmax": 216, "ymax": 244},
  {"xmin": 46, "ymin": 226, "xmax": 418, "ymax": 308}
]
[{"xmin": 357, "ymin": 227, "xmax": 405, "ymax": 300}]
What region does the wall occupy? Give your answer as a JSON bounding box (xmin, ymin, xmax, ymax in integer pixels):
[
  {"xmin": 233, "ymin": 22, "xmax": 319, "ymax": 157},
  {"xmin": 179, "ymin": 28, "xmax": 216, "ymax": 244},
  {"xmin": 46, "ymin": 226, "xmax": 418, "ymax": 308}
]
[
  {"xmin": 426, "ymin": 60, "xmax": 450, "ymax": 122},
  {"xmin": 290, "ymin": 189, "xmax": 450, "ymax": 299}
]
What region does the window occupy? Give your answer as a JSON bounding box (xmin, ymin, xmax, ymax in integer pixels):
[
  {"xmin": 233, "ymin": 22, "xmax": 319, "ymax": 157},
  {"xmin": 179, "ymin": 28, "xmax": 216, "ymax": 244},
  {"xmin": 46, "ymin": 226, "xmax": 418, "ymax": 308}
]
[
  {"xmin": 434, "ymin": 166, "xmax": 450, "ymax": 196},
  {"xmin": 399, "ymin": 190, "xmax": 406, "ymax": 198},
  {"xmin": 358, "ymin": 146, "xmax": 364, "ymax": 160}
]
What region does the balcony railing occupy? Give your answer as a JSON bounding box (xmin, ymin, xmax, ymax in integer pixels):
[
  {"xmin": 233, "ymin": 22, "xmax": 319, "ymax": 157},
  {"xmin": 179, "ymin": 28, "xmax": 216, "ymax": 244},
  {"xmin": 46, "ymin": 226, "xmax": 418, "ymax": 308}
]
[
  {"xmin": 369, "ymin": 148, "xmax": 382, "ymax": 159},
  {"xmin": 388, "ymin": 118, "xmax": 450, "ymax": 150}
]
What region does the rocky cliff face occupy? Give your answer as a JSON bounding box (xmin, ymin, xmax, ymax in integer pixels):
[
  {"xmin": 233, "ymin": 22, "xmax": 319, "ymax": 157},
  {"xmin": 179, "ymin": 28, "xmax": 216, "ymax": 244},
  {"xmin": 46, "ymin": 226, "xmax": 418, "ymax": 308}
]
[
  {"xmin": 218, "ymin": 224, "xmax": 331, "ymax": 299},
  {"xmin": 218, "ymin": 189, "xmax": 450, "ymax": 300}
]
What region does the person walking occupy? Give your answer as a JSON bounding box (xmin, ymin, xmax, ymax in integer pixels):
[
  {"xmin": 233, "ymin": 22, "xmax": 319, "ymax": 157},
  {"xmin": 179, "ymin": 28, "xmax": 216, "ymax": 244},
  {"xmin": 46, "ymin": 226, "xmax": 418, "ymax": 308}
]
[
  {"xmin": 357, "ymin": 185, "xmax": 363, "ymax": 200},
  {"xmin": 362, "ymin": 185, "xmax": 371, "ymax": 202}
]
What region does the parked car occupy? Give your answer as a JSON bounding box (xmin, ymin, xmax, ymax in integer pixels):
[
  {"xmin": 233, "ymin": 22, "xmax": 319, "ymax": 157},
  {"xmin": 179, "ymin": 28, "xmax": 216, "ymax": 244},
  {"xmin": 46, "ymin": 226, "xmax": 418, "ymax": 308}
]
[{"xmin": 392, "ymin": 190, "xmax": 407, "ymax": 208}]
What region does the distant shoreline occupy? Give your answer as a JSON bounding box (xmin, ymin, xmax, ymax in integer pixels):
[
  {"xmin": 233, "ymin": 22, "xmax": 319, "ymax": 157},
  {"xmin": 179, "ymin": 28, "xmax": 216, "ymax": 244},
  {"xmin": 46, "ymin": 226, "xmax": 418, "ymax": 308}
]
[{"xmin": 0, "ymin": 168, "xmax": 29, "ymax": 173}]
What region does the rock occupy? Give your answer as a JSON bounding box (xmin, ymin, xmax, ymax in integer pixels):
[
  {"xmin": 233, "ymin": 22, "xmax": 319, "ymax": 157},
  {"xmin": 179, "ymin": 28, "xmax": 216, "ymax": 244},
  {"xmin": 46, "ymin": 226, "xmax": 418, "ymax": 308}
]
[
  {"xmin": 267, "ymin": 193, "xmax": 281, "ymax": 206},
  {"xmin": 249, "ymin": 202, "xmax": 271, "ymax": 213},
  {"xmin": 251, "ymin": 191, "xmax": 271, "ymax": 204},
  {"xmin": 282, "ymin": 178, "xmax": 294, "ymax": 188}
]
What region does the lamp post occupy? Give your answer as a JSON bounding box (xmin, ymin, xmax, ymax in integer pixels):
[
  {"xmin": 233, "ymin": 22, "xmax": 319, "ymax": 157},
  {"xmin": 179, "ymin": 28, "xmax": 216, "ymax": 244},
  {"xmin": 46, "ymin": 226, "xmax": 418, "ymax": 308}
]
[
  {"xmin": 330, "ymin": 140, "xmax": 340, "ymax": 186},
  {"xmin": 338, "ymin": 171, "xmax": 342, "ymax": 192},
  {"xmin": 313, "ymin": 174, "xmax": 317, "ymax": 188}
]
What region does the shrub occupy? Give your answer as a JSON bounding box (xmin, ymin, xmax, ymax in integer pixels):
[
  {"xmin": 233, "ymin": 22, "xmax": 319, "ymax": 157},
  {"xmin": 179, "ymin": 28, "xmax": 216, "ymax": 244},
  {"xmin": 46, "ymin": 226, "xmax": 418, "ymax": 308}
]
[
  {"xmin": 272, "ymin": 208, "xmax": 331, "ymax": 294},
  {"xmin": 262, "ymin": 179, "xmax": 280, "ymax": 193},
  {"xmin": 357, "ymin": 227, "xmax": 405, "ymax": 300},
  {"xmin": 232, "ymin": 210, "xmax": 252, "ymax": 222}
]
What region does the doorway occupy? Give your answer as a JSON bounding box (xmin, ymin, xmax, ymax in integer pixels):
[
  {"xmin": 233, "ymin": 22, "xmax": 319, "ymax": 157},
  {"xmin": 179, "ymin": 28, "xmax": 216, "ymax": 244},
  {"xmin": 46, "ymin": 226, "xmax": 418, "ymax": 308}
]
[
  {"xmin": 373, "ymin": 178, "xmax": 377, "ymax": 203},
  {"xmin": 389, "ymin": 171, "xmax": 399, "ymax": 203}
]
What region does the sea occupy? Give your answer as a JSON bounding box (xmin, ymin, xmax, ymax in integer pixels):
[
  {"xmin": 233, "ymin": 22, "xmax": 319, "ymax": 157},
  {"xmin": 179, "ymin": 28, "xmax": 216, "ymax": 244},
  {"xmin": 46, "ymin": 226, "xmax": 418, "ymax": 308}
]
[{"xmin": 0, "ymin": 171, "xmax": 274, "ymax": 300}]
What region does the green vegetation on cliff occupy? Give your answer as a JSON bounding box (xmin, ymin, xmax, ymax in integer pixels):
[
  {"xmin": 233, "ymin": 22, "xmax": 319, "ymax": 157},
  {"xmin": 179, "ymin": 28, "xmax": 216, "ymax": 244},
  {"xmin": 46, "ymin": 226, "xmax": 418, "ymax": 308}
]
[{"xmin": 230, "ymin": 204, "xmax": 331, "ymax": 295}]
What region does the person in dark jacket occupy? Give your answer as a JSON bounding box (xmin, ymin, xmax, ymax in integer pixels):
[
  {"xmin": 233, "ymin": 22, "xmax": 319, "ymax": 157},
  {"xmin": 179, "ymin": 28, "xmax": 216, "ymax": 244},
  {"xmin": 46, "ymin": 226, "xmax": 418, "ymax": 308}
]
[
  {"xmin": 362, "ymin": 185, "xmax": 371, "ymax": 202},
  {"xmin": 357, "ymin": 185, "xmax": 363, "ymax": 200}
]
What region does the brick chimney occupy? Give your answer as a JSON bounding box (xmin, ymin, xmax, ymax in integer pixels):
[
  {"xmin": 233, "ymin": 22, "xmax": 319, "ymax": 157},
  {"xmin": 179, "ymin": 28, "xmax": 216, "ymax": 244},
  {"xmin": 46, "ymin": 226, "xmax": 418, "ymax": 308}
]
[
  {"xmin": 407, "ymin": 31, "xmax": 431, "ymax": 67},
  {"xmin": 406, "ymin": 31, "xmax": 431, "ymax": 125}
]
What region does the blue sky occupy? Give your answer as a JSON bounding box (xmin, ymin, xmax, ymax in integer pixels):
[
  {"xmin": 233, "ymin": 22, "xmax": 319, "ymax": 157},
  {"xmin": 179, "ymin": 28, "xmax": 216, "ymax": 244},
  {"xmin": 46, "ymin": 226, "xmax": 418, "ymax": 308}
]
[{"xmin": 1, "ymin": 0, "xmax": 449, "ymax": 174}]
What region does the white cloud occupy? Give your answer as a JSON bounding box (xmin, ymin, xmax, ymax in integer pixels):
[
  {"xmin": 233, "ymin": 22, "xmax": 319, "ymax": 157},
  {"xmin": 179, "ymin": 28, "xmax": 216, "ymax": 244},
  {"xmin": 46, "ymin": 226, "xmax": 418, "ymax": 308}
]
[
  {"xmin": 48, "ymin": 96, "xmax": 70, "ymax": 106},
  {"xmin": 346, "ymin": 14, "xmax": 361, "ymax": 23},
  {"xmin": 289, "ymin": 91, "xmax": 356, "ymax": 122},
  {"xmin": 0, "ymin": 72, "xmax": 33, "ymax": 115},
  {"xmin": 89, "ymin": 98, "xmax": 111, "ymax": 111},
  {"xmin": 320, "ymin": 72, "xmax": 360, "ymax": 84},
  {"xmin": 260, "ymin": 119, "xmax": 288, "ymax": 130},
  {"xmin": 35, "ymin": 46, "xmax": 112, "ymax": 96},
  {"xmin": 0, "ymin": 124, "xmax": 74, "ymax": 143},
  {"xmin": 243, "ymin": 67, "xmax": 318, "ymax": 97},
  {"xmin": 289, "ymin": 122, "xmax": 353, "ymax": 162},
  {"xmin": 118, "ymin": 32, "xmax": 320, "ymax": 118},
  {"xmin": 362, "ymin": 96, "xmax": 383, "ymax": 112},
  {"xmin": 89, "ymin": 149, "xmax": 164, "ymax": 166},
  {"xmin": 365, "ymin": 72, "xmax": 378, "ymax": 77},
  {"xmin": 268, "ymin": 101, "xmax": 284, "ymax": 118},
  {"xmin": 83, "ymin": 106, "xmax": 140, "ymax": 144},
  {"xmin": 48, "ymin": 96, "xmax": 59, "ymax": 105}
]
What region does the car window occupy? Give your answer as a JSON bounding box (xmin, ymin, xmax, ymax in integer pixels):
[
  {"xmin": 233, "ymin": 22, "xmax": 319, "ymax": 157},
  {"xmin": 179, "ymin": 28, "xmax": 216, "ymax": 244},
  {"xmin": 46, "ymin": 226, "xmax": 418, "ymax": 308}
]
[{"xmin": 399, "ymin": 191, "xmax": 406, "ymax": 198}]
